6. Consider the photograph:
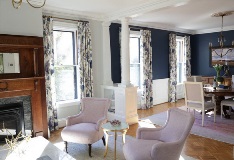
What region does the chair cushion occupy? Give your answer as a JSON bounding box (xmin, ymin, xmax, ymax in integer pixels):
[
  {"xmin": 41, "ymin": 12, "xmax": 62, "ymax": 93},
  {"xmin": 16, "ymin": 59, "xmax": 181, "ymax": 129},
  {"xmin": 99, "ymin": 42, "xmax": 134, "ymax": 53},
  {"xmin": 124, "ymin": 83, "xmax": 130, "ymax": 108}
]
[
  {"xmin": 221, "ymin": 99, "xmax": 234, "ymax": 106},
  {"xmin": 123, "ymin": 138, "xmax": 162, "ymax": 160},
  {"xmin": 187, "ymin": 101, "xmax": 215, "ymax": 110},
  {"xmin": 61, "ymin": 123, "xmax": 104, "ymax": 144}
]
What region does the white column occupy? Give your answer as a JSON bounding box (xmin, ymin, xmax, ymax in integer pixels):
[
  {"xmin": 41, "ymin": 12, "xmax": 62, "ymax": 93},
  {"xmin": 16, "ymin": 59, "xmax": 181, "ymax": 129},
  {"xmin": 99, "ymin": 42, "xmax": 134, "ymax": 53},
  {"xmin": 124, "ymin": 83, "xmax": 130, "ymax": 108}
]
[
  {"xmin": 102, "ymin": 21, "xmax": 113, "ymax": 85},
  {"xmin": 120, "ymin": 17, "xmax": 131, "ymax": 87}
]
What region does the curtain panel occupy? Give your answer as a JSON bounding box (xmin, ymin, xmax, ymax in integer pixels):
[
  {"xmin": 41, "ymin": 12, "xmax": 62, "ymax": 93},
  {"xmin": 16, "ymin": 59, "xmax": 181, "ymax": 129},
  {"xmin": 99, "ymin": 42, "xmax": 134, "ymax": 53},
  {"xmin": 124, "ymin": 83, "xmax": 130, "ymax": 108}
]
[
  {"xmin": 169, "ymin": 33, "xmax": 177, "ymax": 103},
  {"xmin": 77, "ymin": 22, "xmax": 93, "ymax": 99},
  {"xmin": 43, "ymin": 16, "xmax": 59, "ymax": 131},
  {"xmin": 185, "ymin": 36, "xmax": 191, "ymax": 77},
  {"xmin": 140, "ymin": 30, "xmax": 153, "ymax": 109}
]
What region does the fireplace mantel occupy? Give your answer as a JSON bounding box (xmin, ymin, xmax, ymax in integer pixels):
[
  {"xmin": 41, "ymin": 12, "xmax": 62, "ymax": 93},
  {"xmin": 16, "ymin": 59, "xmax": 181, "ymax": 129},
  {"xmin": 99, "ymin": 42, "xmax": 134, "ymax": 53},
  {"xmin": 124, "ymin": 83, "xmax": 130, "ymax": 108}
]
[{"xmin": 0, "ymin": 34, "xmax": 47, "ymax": 138}]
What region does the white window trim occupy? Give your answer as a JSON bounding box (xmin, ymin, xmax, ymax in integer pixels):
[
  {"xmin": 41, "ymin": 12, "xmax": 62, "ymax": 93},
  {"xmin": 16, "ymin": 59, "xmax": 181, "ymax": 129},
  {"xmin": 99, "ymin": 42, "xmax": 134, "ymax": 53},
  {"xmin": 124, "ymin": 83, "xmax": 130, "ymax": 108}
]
[{"xmin": 53, "ymin": 22, "xmax": 80, "ymax": 103}]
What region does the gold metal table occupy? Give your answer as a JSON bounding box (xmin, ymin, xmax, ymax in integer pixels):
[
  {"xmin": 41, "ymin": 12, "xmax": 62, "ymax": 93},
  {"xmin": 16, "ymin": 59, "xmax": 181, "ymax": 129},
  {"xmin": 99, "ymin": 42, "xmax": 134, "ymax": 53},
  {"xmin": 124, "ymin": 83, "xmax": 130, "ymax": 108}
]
[{"xmin": 101, "ymin": 122, "xmax": 129, "ymax": 160}]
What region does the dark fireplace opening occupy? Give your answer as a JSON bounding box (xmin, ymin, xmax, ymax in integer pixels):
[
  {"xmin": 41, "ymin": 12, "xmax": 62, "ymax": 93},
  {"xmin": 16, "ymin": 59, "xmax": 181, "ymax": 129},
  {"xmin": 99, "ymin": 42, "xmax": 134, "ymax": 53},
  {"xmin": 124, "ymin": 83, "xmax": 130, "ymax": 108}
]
[{"xmin": 0, "ymin": 102, "xmax": 25, "ymax": 142}]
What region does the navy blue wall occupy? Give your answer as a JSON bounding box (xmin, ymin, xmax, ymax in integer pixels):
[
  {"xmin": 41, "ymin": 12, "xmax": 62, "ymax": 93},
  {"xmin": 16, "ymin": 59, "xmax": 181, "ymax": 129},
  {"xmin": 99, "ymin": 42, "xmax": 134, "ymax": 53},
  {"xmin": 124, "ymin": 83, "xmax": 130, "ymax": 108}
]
[
  {"xmin": 110, "ymin": 23, "xmax": 234, "ymax": 83},
  {"xmin": 191, "ymin": 30, "xmax": 234, "ymax": 76}
]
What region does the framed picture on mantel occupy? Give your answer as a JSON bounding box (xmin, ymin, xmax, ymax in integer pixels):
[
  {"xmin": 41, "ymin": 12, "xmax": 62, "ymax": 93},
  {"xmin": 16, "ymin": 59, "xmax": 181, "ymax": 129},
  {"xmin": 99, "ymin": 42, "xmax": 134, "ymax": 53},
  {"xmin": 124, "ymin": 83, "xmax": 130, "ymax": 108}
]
[{"xmin": 210, "ymin": 46, "xmax": 234, "ymax": 66}]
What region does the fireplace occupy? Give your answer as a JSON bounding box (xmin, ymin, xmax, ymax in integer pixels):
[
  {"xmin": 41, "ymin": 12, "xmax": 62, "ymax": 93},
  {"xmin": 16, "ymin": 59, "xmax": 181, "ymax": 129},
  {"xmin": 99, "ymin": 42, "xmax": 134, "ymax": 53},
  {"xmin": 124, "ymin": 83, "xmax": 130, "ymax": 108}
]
[{"xmin": 0, "ymin": 96, "xmax": 32, "ymax": 142}]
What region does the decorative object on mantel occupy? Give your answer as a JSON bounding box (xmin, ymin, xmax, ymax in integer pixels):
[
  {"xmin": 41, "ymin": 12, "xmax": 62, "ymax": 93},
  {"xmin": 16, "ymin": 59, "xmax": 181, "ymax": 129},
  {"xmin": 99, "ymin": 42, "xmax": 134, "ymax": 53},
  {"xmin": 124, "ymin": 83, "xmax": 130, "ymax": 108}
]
[
  {"xmin": 12, "ymin": 0, "xmax": 46, "ymax": 9},
  {"xmin": 213, "ymin": 64, "xmax": 224, "ymax": 84}
]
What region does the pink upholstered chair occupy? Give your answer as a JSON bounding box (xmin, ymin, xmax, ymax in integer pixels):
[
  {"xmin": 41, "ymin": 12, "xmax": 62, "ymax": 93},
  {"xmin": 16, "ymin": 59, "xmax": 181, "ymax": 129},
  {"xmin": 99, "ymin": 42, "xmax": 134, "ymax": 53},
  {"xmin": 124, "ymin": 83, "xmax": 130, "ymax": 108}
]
[
  {"xmin": 123, "ymin": 108, "xmax": 195, "ymax": 160},
  {"xmin": 61, "ymin": 97, "xmax": 110, "ymax": 157}
]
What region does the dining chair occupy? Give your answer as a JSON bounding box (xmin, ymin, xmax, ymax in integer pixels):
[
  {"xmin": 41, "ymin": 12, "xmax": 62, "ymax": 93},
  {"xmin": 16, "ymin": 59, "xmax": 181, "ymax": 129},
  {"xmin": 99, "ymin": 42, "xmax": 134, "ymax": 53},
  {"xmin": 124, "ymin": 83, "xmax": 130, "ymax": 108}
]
[
  {"xmin": 221, "ymin": 98, "xmax": 234, "ymax": 119},
  {"xmin": 184, "ymin": 82, "xmax": 216, "ymax": 126},
  {"xmin": 186, "ymin": 76, "xmax": 213, "ymax": 102}
]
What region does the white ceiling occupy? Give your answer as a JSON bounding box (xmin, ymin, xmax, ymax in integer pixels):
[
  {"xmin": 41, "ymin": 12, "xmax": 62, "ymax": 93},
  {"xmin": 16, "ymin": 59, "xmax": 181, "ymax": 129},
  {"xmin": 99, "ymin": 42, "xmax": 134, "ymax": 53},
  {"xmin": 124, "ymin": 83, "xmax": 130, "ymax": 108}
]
[{"xmin": 42, "ymin": 0, "xmax": 234, "ymax": 34}]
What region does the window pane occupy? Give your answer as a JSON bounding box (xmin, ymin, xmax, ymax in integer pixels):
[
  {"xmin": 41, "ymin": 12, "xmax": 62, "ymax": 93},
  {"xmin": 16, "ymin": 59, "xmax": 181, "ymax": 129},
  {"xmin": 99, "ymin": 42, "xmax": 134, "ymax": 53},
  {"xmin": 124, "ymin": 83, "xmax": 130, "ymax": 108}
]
[
  {"xmin": 130, "ymin": 64, "xmax": 140, "ymax": 87},
  {"xmin": 53, "ymin": 31, "xmax": 74, "ymax": 65},
  {"xmin": 55, "ymin": 66, "xmax": 78, "ymax": 101},
  {"xmin": 130, "ymin": 38, "xmax": 140, "ymax": 63}
]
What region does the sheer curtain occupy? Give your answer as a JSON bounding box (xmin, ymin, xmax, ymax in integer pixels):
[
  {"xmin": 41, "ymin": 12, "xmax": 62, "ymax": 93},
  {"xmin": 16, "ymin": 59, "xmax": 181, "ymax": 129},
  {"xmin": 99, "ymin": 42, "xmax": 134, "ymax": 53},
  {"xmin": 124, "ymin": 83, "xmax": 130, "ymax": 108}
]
[
  {"xmin": 77, "ymin": 22, "xmax": 93, "ymax": 98},
  {"xmin": 140, "ymin": 29, "xmax": 153, "ymax": 109},
  {"xmin": 43, "ymin": 16, "xmax": 58, "ymax": 131}
]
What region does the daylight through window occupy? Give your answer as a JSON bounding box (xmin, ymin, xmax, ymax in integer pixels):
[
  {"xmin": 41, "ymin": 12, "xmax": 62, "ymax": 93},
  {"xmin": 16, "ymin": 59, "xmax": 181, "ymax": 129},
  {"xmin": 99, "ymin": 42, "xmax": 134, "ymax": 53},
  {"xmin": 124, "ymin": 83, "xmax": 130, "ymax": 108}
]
[{"xmin": 53, "ymin": 30, "xmax": 79, "ymax": 102}]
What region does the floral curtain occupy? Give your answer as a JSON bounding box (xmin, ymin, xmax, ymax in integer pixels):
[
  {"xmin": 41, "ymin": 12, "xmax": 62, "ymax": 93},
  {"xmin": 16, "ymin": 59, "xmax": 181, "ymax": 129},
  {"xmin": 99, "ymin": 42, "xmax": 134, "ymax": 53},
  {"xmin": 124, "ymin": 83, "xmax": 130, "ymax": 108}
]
[
  {"xmin": 169, "ymin": 33, "xmax": 177, "ymax": 102},
  {"xmin": 77, "ymin": 22, "xmax": 93, "ymax": 98},
  {"xmin": 140, "ymin": 30, "xmax": 153, "ymax": 109},
  {"xmin": 185, "ymin": 36, "xmax": 191, "ymax": 77},
  {"xmin": 43, "ymin": 16, "xmax": 58, "ymax": 131}
]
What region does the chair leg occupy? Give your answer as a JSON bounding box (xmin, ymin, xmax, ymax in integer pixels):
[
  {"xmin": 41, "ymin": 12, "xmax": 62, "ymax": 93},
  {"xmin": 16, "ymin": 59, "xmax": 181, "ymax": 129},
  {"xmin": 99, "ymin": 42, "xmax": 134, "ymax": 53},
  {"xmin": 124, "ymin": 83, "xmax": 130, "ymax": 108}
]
[
  {"xmin": 88, "ymin": 144, "xmax": 92, "ymax": 157},
  {"xmin": 214, "ymin": 107, "xmax": 216, "ymax": 123},
  {"xmin": 202, "ymin": 110, "xmax": 205, "ymax": 127},
  {"xmin": 64, "ymin": 141, "xmax": 68, "ymax": 153},
  {"xmin": 221, "ymin": 103, "xmax": 223, "ymax": 119},
  {"xmin": 102, "ymin": 136, "xmax": 106, "ymax": 146}
]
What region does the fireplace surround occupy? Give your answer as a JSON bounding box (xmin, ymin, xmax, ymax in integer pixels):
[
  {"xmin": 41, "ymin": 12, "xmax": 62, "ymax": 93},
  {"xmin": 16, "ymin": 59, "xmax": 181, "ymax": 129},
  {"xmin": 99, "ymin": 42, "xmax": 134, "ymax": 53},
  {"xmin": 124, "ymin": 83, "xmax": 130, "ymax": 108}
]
[
  {"xmin": 0, "ymin": 96, "xmax": 32, "ymax": 141},
  {"xmin": 0, "ymin": 34, "xmax": 47, "ymax": 138}
]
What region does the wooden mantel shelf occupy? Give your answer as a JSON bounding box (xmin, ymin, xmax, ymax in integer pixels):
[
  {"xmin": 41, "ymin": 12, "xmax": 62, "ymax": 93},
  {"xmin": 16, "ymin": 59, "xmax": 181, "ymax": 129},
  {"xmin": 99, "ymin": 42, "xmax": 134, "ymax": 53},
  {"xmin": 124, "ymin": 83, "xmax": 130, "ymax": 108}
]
[{"xmin": 0, "ymin": 34, "xmax": 43, "ymax": 48}]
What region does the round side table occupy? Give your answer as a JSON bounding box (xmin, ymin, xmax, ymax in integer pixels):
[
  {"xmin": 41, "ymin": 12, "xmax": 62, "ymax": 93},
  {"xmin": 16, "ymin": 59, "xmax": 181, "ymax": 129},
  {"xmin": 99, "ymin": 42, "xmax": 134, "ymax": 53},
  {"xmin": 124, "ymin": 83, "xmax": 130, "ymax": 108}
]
[{"xmin": 101, "ymin": 122, "xmax": 129, "ymax": 160}]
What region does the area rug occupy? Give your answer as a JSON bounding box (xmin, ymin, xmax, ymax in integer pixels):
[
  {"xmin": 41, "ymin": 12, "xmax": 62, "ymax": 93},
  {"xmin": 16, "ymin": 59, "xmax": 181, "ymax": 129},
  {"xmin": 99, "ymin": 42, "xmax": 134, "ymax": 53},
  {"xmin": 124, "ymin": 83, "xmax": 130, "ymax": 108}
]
[
  {"xmin": 52, "ymin": 135, "xmax": 195, "ymax": 160},
  {"xmin": 140, "ymin": 106, "xmax": 234, "ymax": 144}
]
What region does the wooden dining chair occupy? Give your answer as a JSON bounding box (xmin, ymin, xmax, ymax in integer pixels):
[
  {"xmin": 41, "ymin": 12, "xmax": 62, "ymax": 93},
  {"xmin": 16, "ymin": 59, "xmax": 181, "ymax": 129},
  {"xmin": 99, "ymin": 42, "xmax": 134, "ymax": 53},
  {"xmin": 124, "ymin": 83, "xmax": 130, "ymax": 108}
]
[{"xmin": 184, "ymin": 82, "xmax": 216, "ymax": 126}]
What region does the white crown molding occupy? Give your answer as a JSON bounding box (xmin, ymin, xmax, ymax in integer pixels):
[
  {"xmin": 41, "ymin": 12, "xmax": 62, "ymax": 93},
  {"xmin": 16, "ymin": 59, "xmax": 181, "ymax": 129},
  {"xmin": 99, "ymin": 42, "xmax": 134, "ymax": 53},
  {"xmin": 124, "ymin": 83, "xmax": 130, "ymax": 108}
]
[
  {"xmin": 104, "ymin": 0, "xmax": 190, "ymax": 21},
  {"xmin": 42, "ymin": 5, "xmax": 105, "ymax": 21},
  {"xmin": 194, "ymin": 25, "xmax": 234, "ymax": 34},
  {"xmin": 129, "ymin": 21, "xmax": 193, "ymax": 34}
]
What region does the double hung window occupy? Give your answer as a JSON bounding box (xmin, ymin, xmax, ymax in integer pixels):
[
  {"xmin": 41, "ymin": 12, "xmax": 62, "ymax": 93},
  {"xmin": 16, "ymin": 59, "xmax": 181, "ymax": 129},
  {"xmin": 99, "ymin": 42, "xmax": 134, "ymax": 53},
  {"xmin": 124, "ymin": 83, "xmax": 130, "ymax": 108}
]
[
  {"xmin": 53, "ymin": 29, "xmax": 79, "ymax": 102},
  {"xmin": 176, "ymin": 36, "xmax": 186, "ymax": 84},
  {"xmin": 130, "ymin": 32, "xmax": 143, "ymax": 89}
]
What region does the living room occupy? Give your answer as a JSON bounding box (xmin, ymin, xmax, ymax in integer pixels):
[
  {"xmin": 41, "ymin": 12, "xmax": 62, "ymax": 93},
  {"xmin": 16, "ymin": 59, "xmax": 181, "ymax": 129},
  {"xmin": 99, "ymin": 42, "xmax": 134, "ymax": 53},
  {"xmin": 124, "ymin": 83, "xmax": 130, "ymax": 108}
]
[{"xmin": 0, "ymin": 0, "xmax": 234, "ymax": 159}]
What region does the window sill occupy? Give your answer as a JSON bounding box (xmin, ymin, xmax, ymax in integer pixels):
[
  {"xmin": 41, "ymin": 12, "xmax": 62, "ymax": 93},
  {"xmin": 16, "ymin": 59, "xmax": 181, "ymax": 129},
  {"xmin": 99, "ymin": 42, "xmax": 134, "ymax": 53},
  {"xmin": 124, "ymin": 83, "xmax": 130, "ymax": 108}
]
[{"xmin": 56, "ymin": 99, "xmax": 80, "ymax": 108}]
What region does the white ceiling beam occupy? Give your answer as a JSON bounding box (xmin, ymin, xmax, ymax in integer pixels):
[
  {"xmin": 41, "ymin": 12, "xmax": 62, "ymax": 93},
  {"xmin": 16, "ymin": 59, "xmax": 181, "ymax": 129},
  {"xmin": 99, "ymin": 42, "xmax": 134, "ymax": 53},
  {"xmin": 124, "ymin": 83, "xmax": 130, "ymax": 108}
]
[{"xmin": 104, "ymin": 0, "xmax": 190, "ymax": 21}]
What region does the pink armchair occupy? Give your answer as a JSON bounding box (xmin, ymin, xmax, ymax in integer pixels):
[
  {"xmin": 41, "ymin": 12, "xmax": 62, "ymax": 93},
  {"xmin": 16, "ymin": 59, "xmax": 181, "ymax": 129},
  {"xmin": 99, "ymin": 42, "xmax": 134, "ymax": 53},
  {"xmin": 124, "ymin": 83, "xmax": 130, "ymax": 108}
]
[
  {"xmin": 61, "ymin": 97, "xmax": 110, "ymax": 157},
  {"xmin": 123, "ymin": 108, "xmax": 195, "ymax": 160}
]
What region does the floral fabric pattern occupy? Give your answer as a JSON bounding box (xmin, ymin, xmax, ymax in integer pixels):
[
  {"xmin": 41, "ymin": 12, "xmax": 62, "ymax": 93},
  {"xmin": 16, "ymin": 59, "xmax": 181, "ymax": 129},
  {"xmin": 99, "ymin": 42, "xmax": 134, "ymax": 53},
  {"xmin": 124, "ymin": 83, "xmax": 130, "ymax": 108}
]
[
  {"xmin": 169, "ymin": 33, "xmax": 177, "ymax": 102},
  {"xmin": 140, "ymin": 30, "xmax": 153, "ymax": 109},
  {"xmin": 78, "ymin": 22, "xmax": 93, "ymax": 98},
  {"xmin": 185, "ymin": 36, "xmax": 191, "ymax": 77},
  {"xmin": 43, "ymin": 16, "xmax": 58, "ymax": 131}
]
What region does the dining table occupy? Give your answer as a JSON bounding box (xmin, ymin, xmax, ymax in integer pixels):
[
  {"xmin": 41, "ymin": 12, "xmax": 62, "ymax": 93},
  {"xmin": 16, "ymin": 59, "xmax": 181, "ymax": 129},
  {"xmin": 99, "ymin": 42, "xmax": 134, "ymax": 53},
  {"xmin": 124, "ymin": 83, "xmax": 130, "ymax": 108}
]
[{"xmin": 204, "ymin": 86, "xmax": 234, "ymax": 118}]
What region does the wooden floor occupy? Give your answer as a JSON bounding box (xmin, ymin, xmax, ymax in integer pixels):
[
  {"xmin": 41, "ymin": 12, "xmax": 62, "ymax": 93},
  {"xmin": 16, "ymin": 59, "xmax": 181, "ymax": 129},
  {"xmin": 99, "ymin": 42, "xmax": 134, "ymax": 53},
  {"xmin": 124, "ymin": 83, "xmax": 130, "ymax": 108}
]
[{"xmin": 49, "ymin": 99, "xmax": 234, "ymax": 160}]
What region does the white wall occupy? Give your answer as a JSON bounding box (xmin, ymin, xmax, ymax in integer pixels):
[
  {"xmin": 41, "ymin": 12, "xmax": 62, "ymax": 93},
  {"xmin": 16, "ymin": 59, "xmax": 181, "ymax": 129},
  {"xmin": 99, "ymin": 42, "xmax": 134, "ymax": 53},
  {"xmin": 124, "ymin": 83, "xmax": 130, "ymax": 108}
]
[
  {"xmin": 153, "ymin": 78, "xmax": 169, "ymax": 105},
  {"xmin": 176, "ymin": 83, "xmax": 185, "ymax": 99},
  {"xmin": 0, "ymin": 0, "xmax": 43, "ymax": 36},
  {"xmin": 90, "ymin": 20, "xmax": 103, "ymax": 98},
  {"xmin": 153, "ymin": 78, "xmax": 184, "ymax": 105}
]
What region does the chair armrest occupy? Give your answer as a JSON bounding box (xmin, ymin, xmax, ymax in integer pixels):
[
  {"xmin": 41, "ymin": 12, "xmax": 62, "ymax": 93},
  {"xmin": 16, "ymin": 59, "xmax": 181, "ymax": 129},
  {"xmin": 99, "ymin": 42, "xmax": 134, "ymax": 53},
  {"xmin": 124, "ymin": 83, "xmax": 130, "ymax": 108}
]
[
  {"xmin": 96, "ymin": 117, "xmax": 107, "ymax": 131},
  {"xmin": 66, "ymin": 113, "xmax": 83, "ymax": 126},
  {"xmin": 151, "ymin": 140, "xmax": 183, "ymax": 160},
  {"xmin": 136, "ymin": 127, "xmax": 163, "ymax": 140}
]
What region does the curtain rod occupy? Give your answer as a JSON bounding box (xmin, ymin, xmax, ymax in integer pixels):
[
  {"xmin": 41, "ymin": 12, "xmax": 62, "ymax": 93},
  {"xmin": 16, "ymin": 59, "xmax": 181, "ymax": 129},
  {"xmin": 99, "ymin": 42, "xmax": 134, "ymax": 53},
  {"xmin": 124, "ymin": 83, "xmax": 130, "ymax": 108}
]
[{"xmin": 52, "ymin": 16, "xmax": 89, "ymax": 23}]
